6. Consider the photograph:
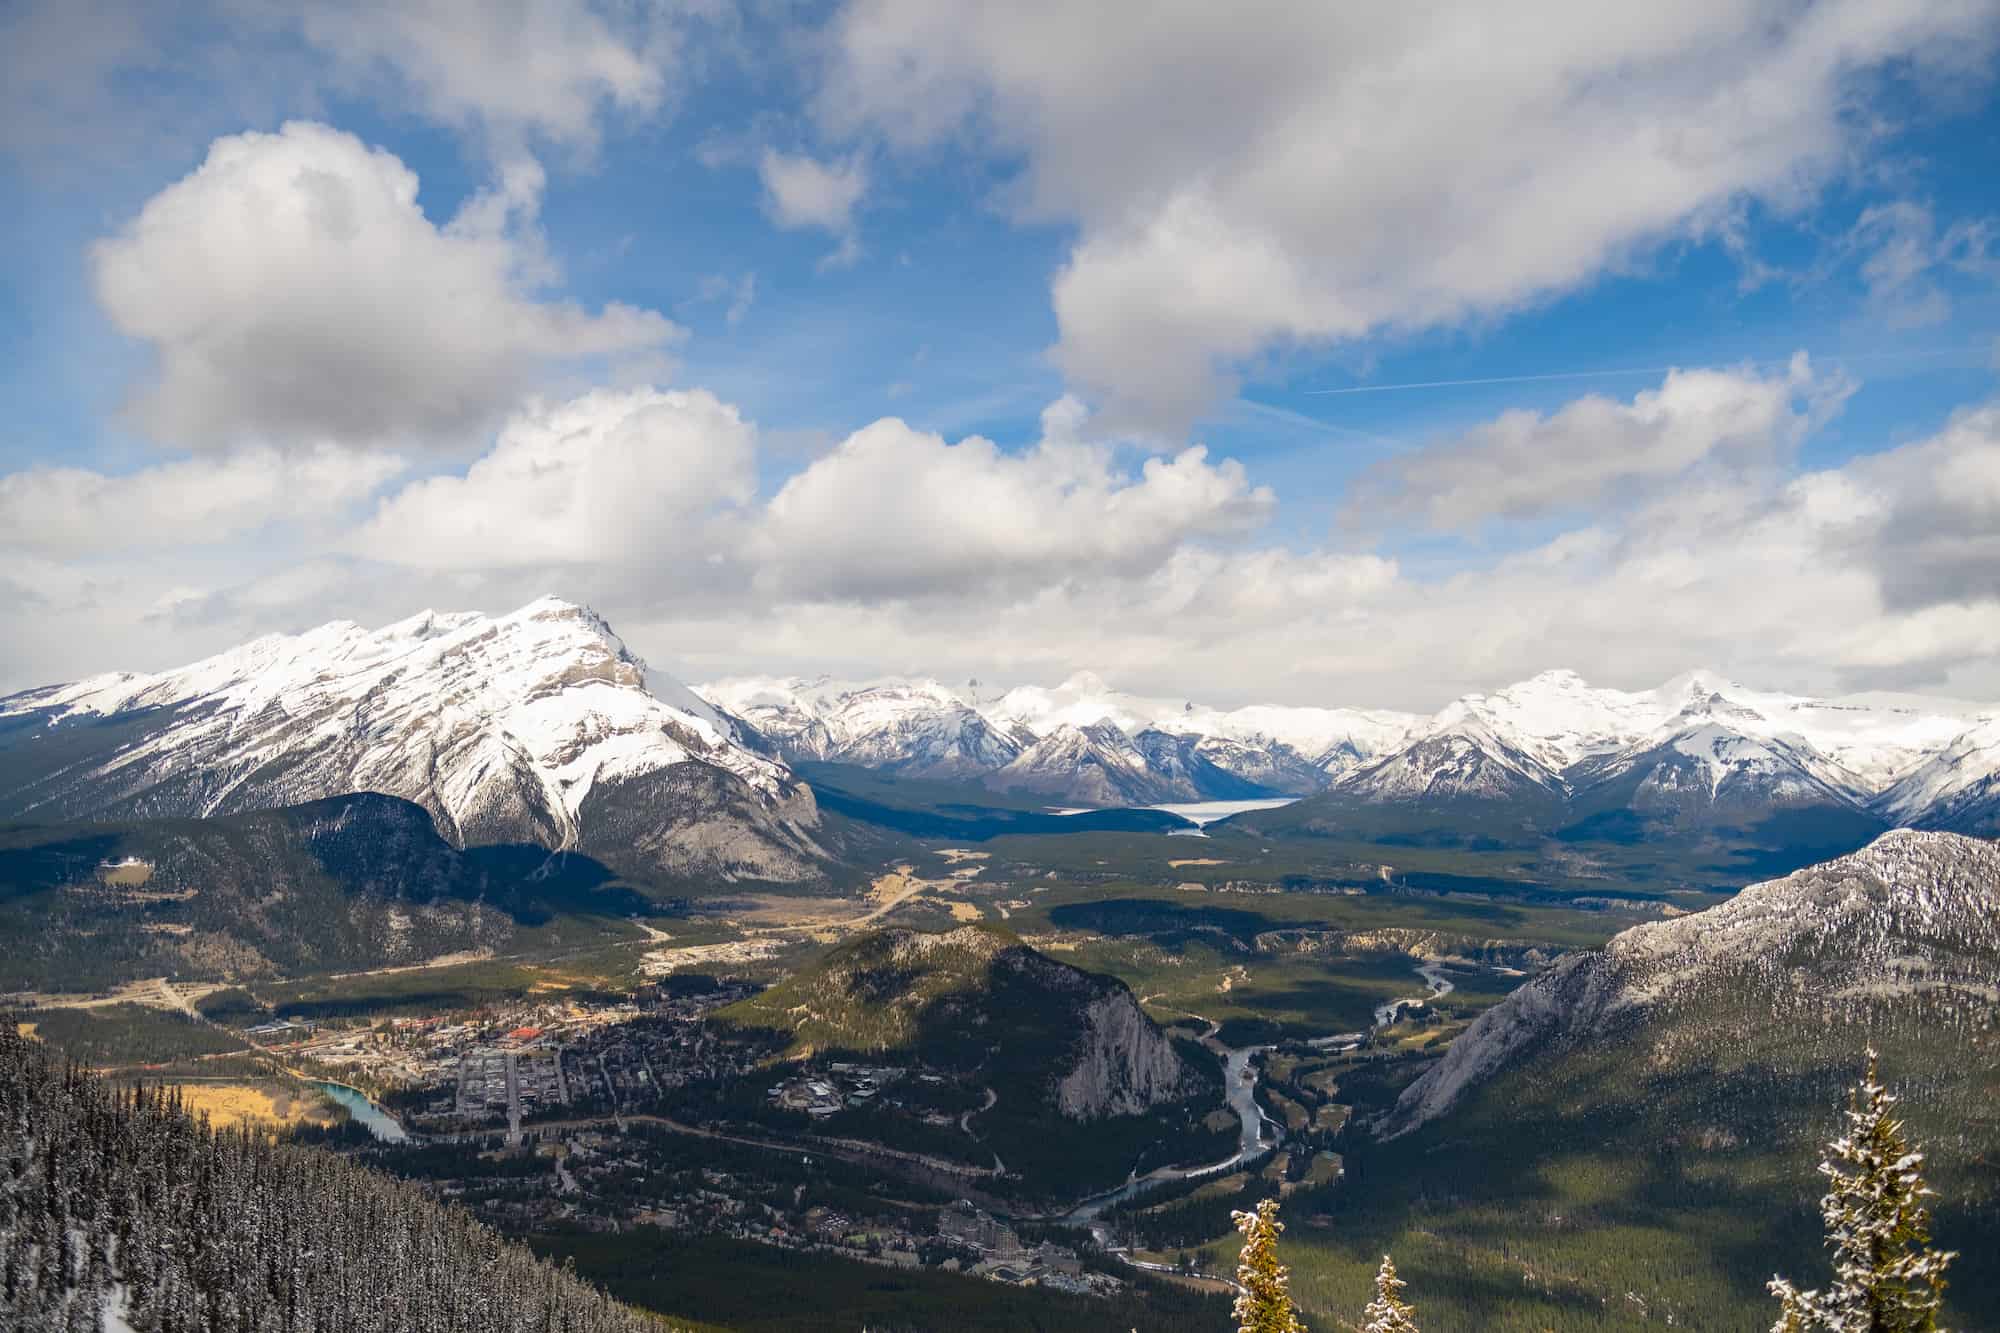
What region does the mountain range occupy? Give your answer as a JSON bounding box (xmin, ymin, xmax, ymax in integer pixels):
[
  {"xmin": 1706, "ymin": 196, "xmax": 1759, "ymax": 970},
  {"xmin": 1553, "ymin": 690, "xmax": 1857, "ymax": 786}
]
[
  {"xmin": 703, "ymin": 666, "xmax": 2000, "ymax": 836},
  {"xmin": 3, "ymin": 601, "xmax": 1997, "ymax": 887},
  {"xmin": 699, "ymin": 671, "xmax": 1411, "ymax": 805}
]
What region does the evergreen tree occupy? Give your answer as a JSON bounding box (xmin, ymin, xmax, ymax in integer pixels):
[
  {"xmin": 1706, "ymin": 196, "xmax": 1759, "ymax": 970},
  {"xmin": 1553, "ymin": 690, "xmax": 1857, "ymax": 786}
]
[
  {"xmin": 0, "ymin": 1032, "xmax": 680, "ymax": 1332},
  {"xmin": 1361, "ymin": 1253, "xmax": 1419, "ymax": 1333},
  {"xmin": 1768, "ymin": 1049, "xmax": 1957, "ymax": 1332},
  {"xmin": 1230, "ymin": 1197, "xmax": 1305, "ymax": 1333}
]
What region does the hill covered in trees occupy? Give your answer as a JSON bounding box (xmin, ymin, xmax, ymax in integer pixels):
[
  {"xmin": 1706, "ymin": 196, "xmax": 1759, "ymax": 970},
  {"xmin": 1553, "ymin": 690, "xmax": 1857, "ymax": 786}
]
[
  {"xmin": 0, "ymin": 1029, "xmax": 671, "ymax": 1332},
  {"xmin": 1265, "ymin": 829, "xmax": 2000, "ymax": 1329},
  {"xmin": 0, "ymin": 792, "xmax": 655, "ymax": 991}
]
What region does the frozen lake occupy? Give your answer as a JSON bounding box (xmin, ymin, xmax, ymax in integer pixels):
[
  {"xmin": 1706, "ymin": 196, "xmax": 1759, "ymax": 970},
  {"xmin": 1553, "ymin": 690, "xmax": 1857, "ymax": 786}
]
[{"xmin": 1053, "ymin": 796, "xmax": 1298, "ymax": 830}]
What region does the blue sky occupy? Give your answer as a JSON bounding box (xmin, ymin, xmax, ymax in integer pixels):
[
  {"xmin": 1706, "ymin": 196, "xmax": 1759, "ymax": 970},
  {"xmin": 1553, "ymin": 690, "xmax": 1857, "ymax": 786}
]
[{"xmin": 3, "ymin": 1, "xmax": 1999, "ymax": 708}]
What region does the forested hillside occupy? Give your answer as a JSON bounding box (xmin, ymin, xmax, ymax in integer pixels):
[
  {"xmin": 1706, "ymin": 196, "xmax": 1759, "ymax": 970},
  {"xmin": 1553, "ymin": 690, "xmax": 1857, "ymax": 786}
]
[
  {"xmin": 0, "ymin": 792, "xmax": 653, "ymax": 991},
  {"xmin": 0, "ymin": 1030, "xmax": 670, "ymax": 1332}
]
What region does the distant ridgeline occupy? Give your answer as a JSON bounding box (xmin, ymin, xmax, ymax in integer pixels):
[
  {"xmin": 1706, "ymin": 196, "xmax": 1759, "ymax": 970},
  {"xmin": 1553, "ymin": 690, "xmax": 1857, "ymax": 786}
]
[{"xmin": 0, "ymin": 1029, "xmax": 674, "ymax": 1332}]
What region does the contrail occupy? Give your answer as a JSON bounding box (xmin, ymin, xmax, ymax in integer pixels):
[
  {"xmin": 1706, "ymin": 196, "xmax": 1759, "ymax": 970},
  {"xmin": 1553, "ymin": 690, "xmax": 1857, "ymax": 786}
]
[
  {"xmin": 1303, "ymin": 365, "xmax": 1707, "ymax": 395},
  {"xmin": 1302, "ymin": 345, "xmax": 1974, "ymax": 396}
]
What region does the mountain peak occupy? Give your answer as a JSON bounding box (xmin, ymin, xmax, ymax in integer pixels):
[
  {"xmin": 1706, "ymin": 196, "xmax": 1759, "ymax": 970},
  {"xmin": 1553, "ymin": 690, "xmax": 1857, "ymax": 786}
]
[{"xmin": 0, "ymin": 602, "xmax": 819, "ymax": 881}]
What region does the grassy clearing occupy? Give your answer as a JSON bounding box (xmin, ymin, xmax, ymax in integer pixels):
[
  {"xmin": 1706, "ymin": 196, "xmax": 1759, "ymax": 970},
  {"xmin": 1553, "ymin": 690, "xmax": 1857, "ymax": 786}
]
[{"xmin": 152, "ymin": 1079, "xmax": 341, "ymax": 1130}]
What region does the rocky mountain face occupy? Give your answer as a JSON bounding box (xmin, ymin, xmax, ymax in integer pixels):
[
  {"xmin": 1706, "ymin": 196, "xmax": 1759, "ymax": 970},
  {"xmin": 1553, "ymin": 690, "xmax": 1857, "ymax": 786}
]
[
  {"xmin": 0, "ymin": 598, "xmax": 824, "ymax": 884},
  {"xmin": 720, "ymin": 924, "xmax": 1202, "ymax": 1121},
  {"xmin": 1386, "ymin": 828, "xmax": 2000, "ymax": 1138},
  {"xmin": 1330, "ymin": 835, "xmax": 2000, "ymax": 1329}
]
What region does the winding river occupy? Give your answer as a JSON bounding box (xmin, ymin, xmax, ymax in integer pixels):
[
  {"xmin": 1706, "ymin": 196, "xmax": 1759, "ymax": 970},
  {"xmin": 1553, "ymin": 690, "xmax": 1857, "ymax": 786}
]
[{"xmin": 1060, "ymin": 958, "xmax": 1459, "ymax": 1230}]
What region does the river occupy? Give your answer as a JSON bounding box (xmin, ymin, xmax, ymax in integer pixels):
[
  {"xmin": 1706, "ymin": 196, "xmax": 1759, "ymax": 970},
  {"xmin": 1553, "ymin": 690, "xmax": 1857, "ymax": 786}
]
[
  {"xmin": 313, "ymin": 1081, "xmax": 410, "ymax": 1143},
  {"xmin": 1062, "ymin": 959, "xmax": 1461, "ymax": 1230},
  {"xmin": 1372, "ymin": 960, "xmax": 1455, "ymax": 1028},
  {"xmin": 1058, "ymin": 1043, "xmax": 1279, "ymax": 1227}
]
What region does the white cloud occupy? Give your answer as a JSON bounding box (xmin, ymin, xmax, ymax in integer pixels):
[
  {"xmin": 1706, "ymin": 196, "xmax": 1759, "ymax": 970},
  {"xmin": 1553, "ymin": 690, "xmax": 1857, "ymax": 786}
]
[
  {"xmin": 3, "ymin": 0, "xmax": 699, "ymax": 175},
  {"xmin": 91, "ymin": 121, "xmax": 679, "ymax": 452},
  {"xmin": 757, "ymin": 148, "xmax": 868, "ymax": 266},
  {"xmin": 10, "ymin": 377, "xmax": 2000, "ymax": 709},
  {"xmin": 1845, "ymin": 201, "xmax": 1999, "ymax": 328},
  {"xmin": 752, "ymin": 396, "xmax": 1274, "ymax": 599},
  {"xmin": 1346, "ymin": 353, "xmax": 1850, "ymax": 530},
  {"xmin": 1847, "ymin": 401, "xmax": 2000, "ymax": 613},
  {"xmin": 0, "ymin": 448, "xmax": 405, "ymax": 557},
  {"xmin": 285, "ymin": 0, "xmax": 681, "ymax": 152},
  {"xmin": 818, "ymin": 0, "xmax": 2000, "ymax": 431},
  {"xmin": 354, "ymin": 386, "xmax": 755, "ymax": 570}
]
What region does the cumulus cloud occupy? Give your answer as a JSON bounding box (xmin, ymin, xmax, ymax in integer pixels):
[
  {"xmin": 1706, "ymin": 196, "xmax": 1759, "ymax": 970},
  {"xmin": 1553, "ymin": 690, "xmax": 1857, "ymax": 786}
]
[
  {"xmin": 752, "ymin": 396, "xmax": 1274, "ymax": 599},
  {"xmin": 10, "ymin": 376, "xmax": 2000, "ymax": 709},
  {"xmin": 90, "ymin": 121, "xmax": 679, "ymax": 453},
  {"xmin": 0, "ymin": 448, "xmax": 405, "ymax": 557},
  {"xmin": 1345, "ymin": 354, "xmax": 1851, "ymax": 530},
  {"xmin": 757, "ymin": 148, "xmax": 869, "ymax": 267},
  {"xmin": 1846, "ymin": 401, "xmax": 2000, "ymax": 612},
  {"xmin": 354, "ymin": 386, "xmax": 756, "ymax": 570},
  {"xmin": 818, "ymin": 0, "xmax": 2000, "ymax": 431}
]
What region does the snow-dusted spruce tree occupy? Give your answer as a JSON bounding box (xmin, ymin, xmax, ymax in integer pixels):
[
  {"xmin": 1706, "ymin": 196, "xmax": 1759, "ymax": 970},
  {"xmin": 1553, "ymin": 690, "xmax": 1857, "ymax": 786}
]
[
  {"xmin": 1361, "ymin": 1253, "xmax": 1419, "ymax": 1333},
  {"xmin": 1768, "ymin": 1049, "xmax": 1957, "ymax": 1332},
  {"xmin": 1232, "ymin": 1198, "xmax": 1306, "ymax": 1333}
]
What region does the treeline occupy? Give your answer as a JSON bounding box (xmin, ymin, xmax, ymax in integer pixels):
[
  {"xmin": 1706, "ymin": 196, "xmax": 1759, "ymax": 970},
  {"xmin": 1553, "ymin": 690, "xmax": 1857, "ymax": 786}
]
[{"xmin": 0, "ymin": 1030, "xmax": 672, "ymax": 1332}]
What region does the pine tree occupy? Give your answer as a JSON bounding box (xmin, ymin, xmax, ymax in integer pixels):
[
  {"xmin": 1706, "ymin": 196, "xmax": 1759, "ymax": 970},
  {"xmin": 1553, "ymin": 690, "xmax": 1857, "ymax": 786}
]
[
  {"xmin": 1361, "ymin": 1253, "xmax": 1419, "ymax": 1333},
  {"xmin": 1231, "ymin": 1197, "xmax": 1305, "ymax": 1333},
  {"xmin": 1768, "ymin": 1049, "xmax": 1957, "ymax": 1332}
]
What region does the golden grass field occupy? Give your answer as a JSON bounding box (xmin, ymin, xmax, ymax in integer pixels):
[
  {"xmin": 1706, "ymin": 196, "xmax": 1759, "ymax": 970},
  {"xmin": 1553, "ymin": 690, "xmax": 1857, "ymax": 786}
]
[{"xmin": 161, "ymin": 1081, "xmax": 340, "ymax": 1131}]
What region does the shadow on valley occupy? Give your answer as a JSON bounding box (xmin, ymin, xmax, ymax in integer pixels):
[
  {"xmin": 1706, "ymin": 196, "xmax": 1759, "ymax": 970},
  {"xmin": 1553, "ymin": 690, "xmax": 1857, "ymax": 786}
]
[{"xmin": 0, "ymin": 793, "xmax": 656, "ymax": 991}]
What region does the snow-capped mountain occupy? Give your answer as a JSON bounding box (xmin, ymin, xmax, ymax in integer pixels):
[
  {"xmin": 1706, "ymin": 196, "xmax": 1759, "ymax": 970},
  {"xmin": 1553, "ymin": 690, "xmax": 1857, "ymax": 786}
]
[
  {"xmin": 1333, "ymin": 711, "xmax": 1568, "ymax": 805},
  {"xmin": 1387, "ymin": 828, "xmax": 2000, "ymax": 1137},
  {"xmin": 1875, "ymin": 716, "xmax": 2000, "ymax": 835},
  {"xmin": 0, "ymin": 598, "xmax": 823, "ymax": 882},
  {"xmin": 698, "ymin": 671, "xmax": 1421, "ymax": 805},
  {"xmin": 698, "ymin": 676, "xmax": 1024, "ymax": 779},
  {"xmin": 700, "ymin": 665, "xmax": 1998, "ymax": 822},
  {"xmin": 1393, "ymin": 668, "xmax": 1979, "ymax": 795},
  {"xmin": 1310, "ymin": 668, "xmax": 1995, "ymax": 835}
]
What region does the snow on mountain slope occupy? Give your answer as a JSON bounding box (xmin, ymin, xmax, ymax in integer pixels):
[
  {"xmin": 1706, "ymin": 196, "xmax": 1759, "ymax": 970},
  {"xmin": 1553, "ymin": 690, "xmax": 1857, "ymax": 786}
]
[
  {"xmin": 699, "ymin": 675, "xmax": 1020, "ymax": 778},
  {"xmin": 1401, "ymin": 669, "xmax": 1980, "ymax": 797},
  {"xmin": 983, "ymin": 671, "xmax": 1418, "ymax": 770},
  {"xmin": 1334, "ymin": 710, "xmax": 1569, "ymax": 804},
  {"xmin": 699, "ymin": 666, "xmax": 1990, "ymax": 817},
  {"xmin": 992, "ymin": 722, "xmax": 1169, "ymax": 806},
  {"xmin": 1423, "ymin": 669, "xmax": 1666, "ymax": 774},
  {"xmin": 697, "ymin": 671, "xmax": 1419, "ymax": 804},
  {"xmin": 1565, "ymin": 690, "xmax": 1870, "ymax": 819},
  {"xmin": 0, "ymin": 598, "xmax": 822, "ymax": 881},
  {"xmin": 1876, "ymin": 716, "xmax": 2000, "ymax": 835},
  {"xmin": 1646, "ymin": 672, "xmax": 1985, "ymax": 791},
  {"xmin": 1387, "ymin": 828, "xmax": 2000, "ymax": 1136}
]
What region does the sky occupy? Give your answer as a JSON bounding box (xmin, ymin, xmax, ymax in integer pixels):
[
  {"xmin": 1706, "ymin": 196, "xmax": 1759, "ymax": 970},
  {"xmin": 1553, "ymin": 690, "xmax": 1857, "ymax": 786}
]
[{"xmin": 3, "ymin": 0, "xmax": 2000, "ymax": 711}]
